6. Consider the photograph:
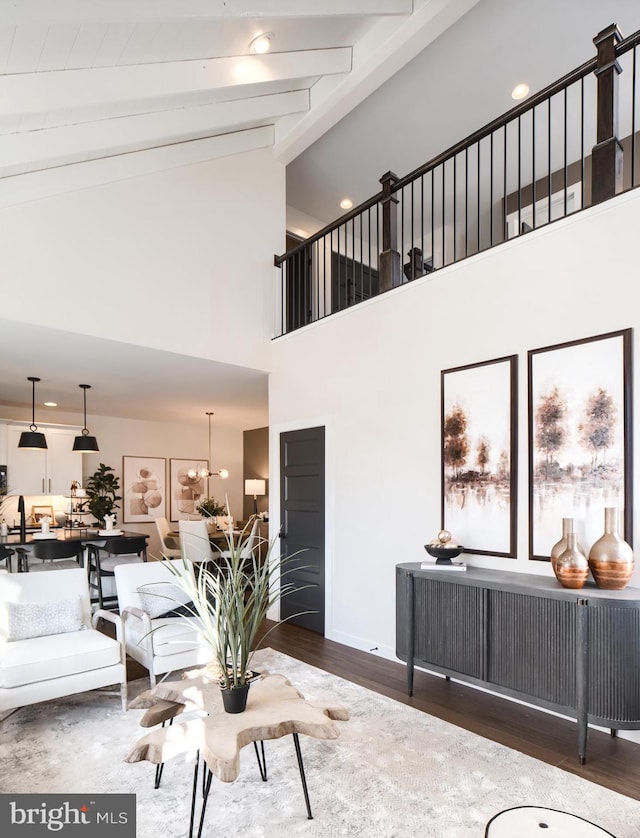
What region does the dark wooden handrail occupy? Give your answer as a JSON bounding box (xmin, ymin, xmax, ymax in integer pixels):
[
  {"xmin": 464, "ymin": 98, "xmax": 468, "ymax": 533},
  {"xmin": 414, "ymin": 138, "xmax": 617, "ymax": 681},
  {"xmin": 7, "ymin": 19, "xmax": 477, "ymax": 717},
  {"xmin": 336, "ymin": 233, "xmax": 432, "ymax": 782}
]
[{"xmin": 273, "ymin": 23, "xmax": 640, "ymax": 336}]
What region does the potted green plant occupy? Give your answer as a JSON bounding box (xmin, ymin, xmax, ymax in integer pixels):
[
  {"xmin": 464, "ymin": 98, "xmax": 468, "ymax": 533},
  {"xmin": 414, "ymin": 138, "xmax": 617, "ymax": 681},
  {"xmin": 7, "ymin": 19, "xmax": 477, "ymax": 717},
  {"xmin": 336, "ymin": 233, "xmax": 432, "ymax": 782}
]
[
  {"xmin": 85, "ymin": 463, "xmax": 122, "ymax": 528},
  {"xmin": 160, "ymin": 521, "xmax": 306, "ymax": 713},
  {"xmin": 195, "ymin": 497, "xmax": 227, "ymax": 518}
]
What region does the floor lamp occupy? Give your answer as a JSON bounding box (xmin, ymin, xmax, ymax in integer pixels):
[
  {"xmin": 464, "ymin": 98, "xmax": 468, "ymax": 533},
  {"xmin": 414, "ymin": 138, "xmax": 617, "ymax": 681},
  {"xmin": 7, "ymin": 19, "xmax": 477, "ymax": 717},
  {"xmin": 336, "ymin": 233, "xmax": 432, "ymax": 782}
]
[{"xmin": 245, "ymin": 479, "xmax": 266, "ymax": 516}]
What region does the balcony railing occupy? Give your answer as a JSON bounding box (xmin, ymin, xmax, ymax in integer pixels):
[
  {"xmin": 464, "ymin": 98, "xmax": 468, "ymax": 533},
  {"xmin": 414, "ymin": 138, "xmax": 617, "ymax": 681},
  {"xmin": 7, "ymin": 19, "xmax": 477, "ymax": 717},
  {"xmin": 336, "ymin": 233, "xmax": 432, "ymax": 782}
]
[{"xmin": 274, "ymin": 24, "xmax": 640, "ymax": 338}]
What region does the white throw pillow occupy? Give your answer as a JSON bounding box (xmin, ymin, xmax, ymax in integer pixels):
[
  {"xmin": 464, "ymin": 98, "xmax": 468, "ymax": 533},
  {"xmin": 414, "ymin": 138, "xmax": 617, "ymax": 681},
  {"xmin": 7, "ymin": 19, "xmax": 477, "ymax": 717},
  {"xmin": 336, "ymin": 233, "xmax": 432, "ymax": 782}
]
[
  {"xmin": 1, "ymin": 596, "xmax": 84, "ymax": 642},
  {"xmin": 137, "ymin": 582, "xmax": 191, "ymax": 619}
]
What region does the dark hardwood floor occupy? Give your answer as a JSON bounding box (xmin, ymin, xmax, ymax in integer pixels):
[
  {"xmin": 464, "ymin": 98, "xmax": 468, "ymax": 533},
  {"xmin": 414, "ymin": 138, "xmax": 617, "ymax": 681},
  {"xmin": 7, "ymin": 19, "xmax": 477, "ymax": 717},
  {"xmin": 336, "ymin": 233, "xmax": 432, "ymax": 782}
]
[
  {"xmin": 120, "ymin": 618, "xmax": 640, "ymax": 801},
  {"xmin": 255, "ymin": 620, "xmax": 640, "ymax": 802}
]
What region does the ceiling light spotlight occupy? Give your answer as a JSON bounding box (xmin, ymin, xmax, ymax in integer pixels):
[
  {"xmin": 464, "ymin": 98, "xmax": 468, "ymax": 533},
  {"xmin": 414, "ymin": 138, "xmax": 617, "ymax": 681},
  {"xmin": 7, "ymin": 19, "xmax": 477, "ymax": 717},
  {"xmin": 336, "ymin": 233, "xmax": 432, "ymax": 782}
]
[
  {"xmin": 511, "ymin": 83, "xmax": 530, "ymax": 101},
  {"xmin": 249, "ymin": 32, "xmax": 273, "ymax": 54},
  {"xmin": 44, "ymin": 402, "xmax": 57, "ymax": 407},
  {"xmin": 340, "ymin": 197, "xmax": 353, "ymax": 210}
]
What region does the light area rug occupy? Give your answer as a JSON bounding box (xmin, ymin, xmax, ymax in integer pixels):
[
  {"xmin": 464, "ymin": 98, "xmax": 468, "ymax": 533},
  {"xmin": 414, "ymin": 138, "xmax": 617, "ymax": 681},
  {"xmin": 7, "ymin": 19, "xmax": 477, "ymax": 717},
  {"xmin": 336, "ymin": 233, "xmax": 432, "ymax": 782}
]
[{"xmin": 1, "ymin": 647, "xmax": 639, "ymax": 838}]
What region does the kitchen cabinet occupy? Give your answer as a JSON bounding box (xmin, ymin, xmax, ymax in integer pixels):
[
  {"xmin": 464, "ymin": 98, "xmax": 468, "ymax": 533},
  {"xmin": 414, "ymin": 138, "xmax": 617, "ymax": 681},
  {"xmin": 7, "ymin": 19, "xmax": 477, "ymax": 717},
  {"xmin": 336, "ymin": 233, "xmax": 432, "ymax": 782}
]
[{"xmin": 6, "ymin": 425, "xmax": 83, "ymax": 496}]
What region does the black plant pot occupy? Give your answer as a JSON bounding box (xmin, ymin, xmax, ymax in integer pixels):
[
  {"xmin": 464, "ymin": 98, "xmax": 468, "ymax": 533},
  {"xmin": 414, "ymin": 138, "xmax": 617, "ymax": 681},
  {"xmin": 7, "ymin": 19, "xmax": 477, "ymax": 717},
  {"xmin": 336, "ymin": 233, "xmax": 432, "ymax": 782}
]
[{"xmin": 221, "ymin": 682, "xmax": 250, "ymax": 714}]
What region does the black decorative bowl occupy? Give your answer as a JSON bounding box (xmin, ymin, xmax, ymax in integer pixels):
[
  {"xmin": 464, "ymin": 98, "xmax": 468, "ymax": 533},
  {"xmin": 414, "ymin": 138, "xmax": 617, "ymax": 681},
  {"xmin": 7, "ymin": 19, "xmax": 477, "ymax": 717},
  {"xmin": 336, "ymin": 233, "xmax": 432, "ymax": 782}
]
[{"xmin": 424, "ymin": 545, "xmax": 463, "ymax": 564}]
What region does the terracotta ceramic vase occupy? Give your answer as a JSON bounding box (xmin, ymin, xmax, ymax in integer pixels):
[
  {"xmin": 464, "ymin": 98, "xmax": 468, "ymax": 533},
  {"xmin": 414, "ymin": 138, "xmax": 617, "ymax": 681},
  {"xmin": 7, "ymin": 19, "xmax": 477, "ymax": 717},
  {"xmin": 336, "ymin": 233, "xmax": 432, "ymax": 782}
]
[
  {"xmin": 588, "ymin": 507, "xmax": 634, "ymax": 590},
  {"xmin": 554, "ymin": 532, "xmax": 589, "ymax": 589},
  {"xmin": 550, "ymin": 518, "xmax": 584, "ymax": 572}
]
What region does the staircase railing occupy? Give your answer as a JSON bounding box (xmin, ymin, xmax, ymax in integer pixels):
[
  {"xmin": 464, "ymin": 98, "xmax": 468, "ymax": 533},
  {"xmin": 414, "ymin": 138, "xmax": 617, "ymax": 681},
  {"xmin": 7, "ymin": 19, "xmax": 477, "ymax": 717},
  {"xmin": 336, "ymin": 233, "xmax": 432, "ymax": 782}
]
[{"xmin": 274, "ymin": 24, "xmax": 640, "ymax": 338}]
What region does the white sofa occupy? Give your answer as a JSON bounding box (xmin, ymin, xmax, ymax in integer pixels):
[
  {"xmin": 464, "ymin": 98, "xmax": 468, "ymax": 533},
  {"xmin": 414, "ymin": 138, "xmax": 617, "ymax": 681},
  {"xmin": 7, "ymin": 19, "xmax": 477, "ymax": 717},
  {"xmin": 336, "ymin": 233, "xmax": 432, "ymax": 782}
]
[
  {"xmin": 0, "ymin": 567, "xmax": 127, "ymax": 713},
  {"xmin": 114, "ymin": 559, "xmax": 212, "ymax": 688}
]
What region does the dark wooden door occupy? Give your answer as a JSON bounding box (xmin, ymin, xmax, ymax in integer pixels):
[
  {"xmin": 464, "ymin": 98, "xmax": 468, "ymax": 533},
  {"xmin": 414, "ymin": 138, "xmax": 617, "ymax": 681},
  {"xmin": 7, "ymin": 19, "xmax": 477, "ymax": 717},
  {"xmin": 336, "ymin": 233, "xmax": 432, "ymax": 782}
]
[{"xmin": 279, "ymin": 426, "xmax": 325, "ymax": 633}]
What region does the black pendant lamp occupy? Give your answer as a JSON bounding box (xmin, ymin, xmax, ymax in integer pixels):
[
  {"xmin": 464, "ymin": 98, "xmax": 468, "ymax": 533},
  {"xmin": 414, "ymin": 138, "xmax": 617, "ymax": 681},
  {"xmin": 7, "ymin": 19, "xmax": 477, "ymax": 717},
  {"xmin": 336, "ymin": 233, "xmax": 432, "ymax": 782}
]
[
  {"xmin": 19, "ymin": 376, "xmax": 48, "ymax": 449},
  {"xmin": 73, "ymin": 384, "xmax": 99, "ymax": 452}
]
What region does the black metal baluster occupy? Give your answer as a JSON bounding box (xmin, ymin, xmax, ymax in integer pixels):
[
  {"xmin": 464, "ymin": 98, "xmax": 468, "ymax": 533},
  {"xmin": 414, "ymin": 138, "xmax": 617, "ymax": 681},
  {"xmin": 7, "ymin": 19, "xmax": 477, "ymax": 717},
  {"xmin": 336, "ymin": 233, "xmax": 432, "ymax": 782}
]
[
  {"xmin": 532, "ymin": 105, "xmax": 537, "ymax": 229},
  {"xmin": 548, "ymin": 97, "xmax": 552, "ymax": 224},
  {"xmin": 564, "ymin": 86, "xmax": 568, "ymax": 215},
  {"xmin": 632, "ymin": 46, "xmax": 637, "ymax": 187},
  {"xmin": 464, "ymin": 146, "xmax": 469, "ymax": 257},
  {"xmin": 490, "ymin": 130, "xmax": 494, "ymax": 246},
  {"xmin": 517, "ymin": 115, "xmax": 521, "ymax": 234},
  {"xmin": 580, "ymin": 76, "xmax": 585, "ymax": 206}
]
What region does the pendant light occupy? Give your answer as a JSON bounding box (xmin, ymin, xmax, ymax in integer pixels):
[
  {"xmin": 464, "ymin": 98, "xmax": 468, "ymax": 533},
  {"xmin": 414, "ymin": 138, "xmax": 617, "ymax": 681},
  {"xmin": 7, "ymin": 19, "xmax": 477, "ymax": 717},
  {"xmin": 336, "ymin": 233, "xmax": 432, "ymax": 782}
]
[
  {"xmin": 19, "ymin": 376, "xmax": 48, "ymax": 449},
  {"xmin": 187, "ymin": 411, "xmax": 229, "ymax": 480},
  {"xmin": 73, "ymin": 384, "xmax": 99, "ymax": 452}
]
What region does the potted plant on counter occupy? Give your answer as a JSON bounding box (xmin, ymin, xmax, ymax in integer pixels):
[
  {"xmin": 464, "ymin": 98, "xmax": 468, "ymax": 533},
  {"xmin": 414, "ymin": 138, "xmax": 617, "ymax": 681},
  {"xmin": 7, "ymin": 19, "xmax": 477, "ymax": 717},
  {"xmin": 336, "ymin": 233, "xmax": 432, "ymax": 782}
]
[
  {"xmin": 85, "ymin": 463, "xmax": 122, "ymax": 528},
  {"xmin": 161, "ymin": 521, "xmax": 308, "ymax": 713}
]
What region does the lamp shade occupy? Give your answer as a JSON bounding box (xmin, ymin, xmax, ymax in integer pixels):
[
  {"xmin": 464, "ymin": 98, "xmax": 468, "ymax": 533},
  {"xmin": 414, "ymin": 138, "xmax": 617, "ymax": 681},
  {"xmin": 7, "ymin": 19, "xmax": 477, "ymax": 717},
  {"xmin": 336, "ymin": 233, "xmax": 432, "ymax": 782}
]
[
  {"xmin": 73, "ymin": 434, "xmax": 99, "ymax": 452},
  {"xmin": 72, "ymin": 384, "xmax": 99, "ymax": 451},
  {"xmin": 19, "ymin": 376, "xmax": 48, "ymax": 449},
  {"xmin": 18, "ymin": 429, "xmax": 48, "ymax": 450},
  {"xmin": 245, "ymin": 479, "xmax": 266, "ymax": 496}
]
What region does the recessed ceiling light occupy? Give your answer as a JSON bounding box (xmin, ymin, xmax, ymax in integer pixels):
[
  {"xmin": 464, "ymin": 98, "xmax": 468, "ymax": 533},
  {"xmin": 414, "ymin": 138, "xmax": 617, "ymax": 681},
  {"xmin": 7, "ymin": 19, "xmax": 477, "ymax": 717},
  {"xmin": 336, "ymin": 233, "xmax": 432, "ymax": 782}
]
[
  {"xmin": 511, "ymin": 83, "xmax": 530, "ymax": 101},
  {"xmin": 44, "ymin": 401, "xmax": 57, "ymax": 407},
  {"xmin": 340, "ymin": 198, "xmax": 353, "ymax": 210},
  {"xmin": 249, "ymin": 32, "xmax": 273, "ymax": 54}
]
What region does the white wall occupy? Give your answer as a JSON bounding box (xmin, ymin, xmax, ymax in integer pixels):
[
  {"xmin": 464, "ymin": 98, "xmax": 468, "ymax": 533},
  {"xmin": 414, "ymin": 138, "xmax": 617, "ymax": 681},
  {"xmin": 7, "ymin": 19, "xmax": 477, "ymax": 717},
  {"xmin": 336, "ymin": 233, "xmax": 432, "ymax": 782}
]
[
  {"xmin": 0, "ymin": 148, "xmax": 285, "ymax": 371},
  {"xmin": 270, "ymin": 188, "xmax": 640, "ymax": 660}
]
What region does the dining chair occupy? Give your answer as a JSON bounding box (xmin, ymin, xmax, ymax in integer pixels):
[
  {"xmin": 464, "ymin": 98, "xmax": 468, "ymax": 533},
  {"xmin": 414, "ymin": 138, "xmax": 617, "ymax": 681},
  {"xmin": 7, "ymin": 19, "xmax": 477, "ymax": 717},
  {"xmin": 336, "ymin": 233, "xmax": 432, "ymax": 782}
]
[
  {"xmin": 178, "ymin": 519, "xmax": 215, "ymax": 564},
  {"xmin": 30, "ymin": 540, "xmax": 85, "ymax": 572},
  {"xmin": 216, "ymin": 517, "xmax": 260, "ymax": 562},
  {"xmin": 155, "ymin": 517, "xmax": 181, "ymax": 558},
  {"xmin": 87, "ymin": 536, "xmax": 148, "ymax": 609},
  {"xmin": 0, "ymin": 544, "xmax": 17, "ymax": 573}
]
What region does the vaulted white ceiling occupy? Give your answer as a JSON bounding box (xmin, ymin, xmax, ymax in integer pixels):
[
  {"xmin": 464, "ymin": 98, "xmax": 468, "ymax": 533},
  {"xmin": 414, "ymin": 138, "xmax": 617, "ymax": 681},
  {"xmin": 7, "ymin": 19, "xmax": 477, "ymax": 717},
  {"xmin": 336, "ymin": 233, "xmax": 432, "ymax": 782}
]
[
  {"xmin": 0, "ymin": 0, "xmax": 477, "ymax": 205},
  {"xmin": 3, "ymin": 0, "xmax": 637, "ymax": 426}
]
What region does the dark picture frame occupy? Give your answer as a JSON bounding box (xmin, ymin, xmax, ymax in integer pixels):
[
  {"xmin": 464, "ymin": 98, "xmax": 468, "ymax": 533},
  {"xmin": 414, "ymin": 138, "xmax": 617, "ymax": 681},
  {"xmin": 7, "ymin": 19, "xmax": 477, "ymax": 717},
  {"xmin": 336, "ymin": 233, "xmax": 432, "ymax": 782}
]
[
  {"xmin": 441, "ymin": 354, "xmax": 518, "ymax": 557},
  {"xmin": 122, "ymin": 456, "xmax": 166, "ymax": 523},
  {"xmin": 169, "ymin": 458, "xmax": 208, "ymax": 522},
  {"xmin": 528, "ymin": 328, "xmax": 633, "ymax": 561}
]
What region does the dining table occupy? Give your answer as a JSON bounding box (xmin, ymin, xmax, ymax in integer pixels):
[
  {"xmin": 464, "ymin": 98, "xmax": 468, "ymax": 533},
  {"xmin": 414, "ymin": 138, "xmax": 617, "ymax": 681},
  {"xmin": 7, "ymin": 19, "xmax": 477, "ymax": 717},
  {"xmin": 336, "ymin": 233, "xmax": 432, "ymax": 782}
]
[{"xmin": 0, "ymin": 529, "xmax": 150, "ymax": 572}]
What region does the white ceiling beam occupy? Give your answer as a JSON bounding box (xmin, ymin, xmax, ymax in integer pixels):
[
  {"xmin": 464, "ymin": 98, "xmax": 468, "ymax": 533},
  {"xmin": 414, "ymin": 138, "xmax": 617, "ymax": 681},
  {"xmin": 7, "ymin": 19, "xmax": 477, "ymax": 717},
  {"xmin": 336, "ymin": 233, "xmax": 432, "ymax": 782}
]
[
  {"xmin": 0, "ymin": 91, "xmax": 308, "ymax": 177},
  {"xmin": 273, "ymin": 0, "xmax": 480, "ymax": 164},
  {"xmin": 0, "ymin": 126, "xmax": 274, "ymax": 209},
  {"xmin": 2, "ymin": 1, "xmax": 412, "ymax": 25},
  {"xmin": 0, "ymin": 49, "xmax": 350, "ymax": 117}
]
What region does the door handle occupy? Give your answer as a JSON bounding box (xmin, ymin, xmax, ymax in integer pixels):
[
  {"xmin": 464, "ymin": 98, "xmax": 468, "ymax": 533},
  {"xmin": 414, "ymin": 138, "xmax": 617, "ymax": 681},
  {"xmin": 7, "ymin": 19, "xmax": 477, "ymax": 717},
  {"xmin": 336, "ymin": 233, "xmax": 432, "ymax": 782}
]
[{"xmin": 42, "ymin": 478, "xmax": 45, "ymax": 492}]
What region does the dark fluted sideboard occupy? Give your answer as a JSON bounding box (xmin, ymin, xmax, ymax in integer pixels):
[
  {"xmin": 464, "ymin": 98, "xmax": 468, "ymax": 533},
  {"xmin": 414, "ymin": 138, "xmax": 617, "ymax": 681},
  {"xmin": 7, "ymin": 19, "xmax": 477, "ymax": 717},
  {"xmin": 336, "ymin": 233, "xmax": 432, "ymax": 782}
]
[{"xmin": 395, "ymin": 563, "xmax": 640, "ymax": 763}]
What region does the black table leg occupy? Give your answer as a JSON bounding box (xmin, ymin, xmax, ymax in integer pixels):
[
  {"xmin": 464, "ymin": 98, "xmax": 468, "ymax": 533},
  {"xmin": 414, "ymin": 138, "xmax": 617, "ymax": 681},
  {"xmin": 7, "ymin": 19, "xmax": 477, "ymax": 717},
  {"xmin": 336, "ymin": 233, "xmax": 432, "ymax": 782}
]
[
  {"xmin": 254, "ymin": 740, "xmax": 267, "ymax": 781},
  {"xmin": 154, "ymin": 718, "xmax": 173, "ymax": 789},
  {"xmin": 196, "ymin": 769, "xmax": 213, "ymax": 838},
  {"xmin": 188, "ymin": 750, "xmax": 200, "ymax": 838},
  {"xmin": 292, "ymin": 733, "xmax": 313, "ymax": 820}
]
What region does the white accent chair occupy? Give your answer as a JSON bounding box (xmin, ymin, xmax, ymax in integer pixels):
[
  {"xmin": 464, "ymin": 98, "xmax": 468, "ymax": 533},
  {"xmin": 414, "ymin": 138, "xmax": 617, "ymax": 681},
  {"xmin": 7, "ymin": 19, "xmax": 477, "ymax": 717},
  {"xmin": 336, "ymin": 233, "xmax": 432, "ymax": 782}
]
[
  {"xmin": 0, "ymin": 567, "xmax": 127, "ymax": 713},
  {"xmin": 179, "ymin": 519, "xmax": 214, "ymax": 564},
  {"xmin": 155, "ymin": 517, "xmax": 181, "ymax": 558},
  {"xmin": 114, "ymin": 559, "xmax": 212, "ymax": 688},
  {"xmin": 216, "ymin": 517, "xmax": 260, "ymax": 561}
]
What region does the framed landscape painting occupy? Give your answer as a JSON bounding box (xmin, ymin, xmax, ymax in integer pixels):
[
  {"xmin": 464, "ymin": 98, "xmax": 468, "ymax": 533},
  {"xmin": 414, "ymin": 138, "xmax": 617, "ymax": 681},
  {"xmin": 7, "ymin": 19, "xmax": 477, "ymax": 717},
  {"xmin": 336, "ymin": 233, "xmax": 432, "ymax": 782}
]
[
  {"xmin": 441, "ymin": 354, "xmax": 518, "ymax": 557},
  {"xmin": 122, "ymin": 456, "xmax": 166, "ymax": 523},
  {"xmin": 528, "ymin": 329, "xmax": 632, "ymax": 560},
  {"xmin": 170, "ymin": 458, "xmax": 208, "ymax": 522}
]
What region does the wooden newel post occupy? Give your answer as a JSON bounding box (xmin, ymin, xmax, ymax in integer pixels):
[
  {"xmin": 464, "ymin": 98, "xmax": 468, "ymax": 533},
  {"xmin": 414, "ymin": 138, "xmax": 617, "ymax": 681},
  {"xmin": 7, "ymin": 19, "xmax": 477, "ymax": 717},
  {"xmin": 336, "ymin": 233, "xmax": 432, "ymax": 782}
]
[
  {"xmin": 379, "ymin": 170, "xmax": 401, "ymax": 292},
  {"xmin": 591, "ymin": 23, "xmax": 624, "ymax": 205}
]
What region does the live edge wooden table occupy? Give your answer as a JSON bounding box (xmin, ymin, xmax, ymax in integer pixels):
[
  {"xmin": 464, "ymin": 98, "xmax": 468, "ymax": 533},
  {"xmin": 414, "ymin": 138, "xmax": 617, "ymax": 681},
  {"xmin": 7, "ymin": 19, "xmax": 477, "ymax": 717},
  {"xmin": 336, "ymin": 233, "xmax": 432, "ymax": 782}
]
[{"xmin": 126, "ymin": 670, "xmax": 349, "ymax": 838}]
